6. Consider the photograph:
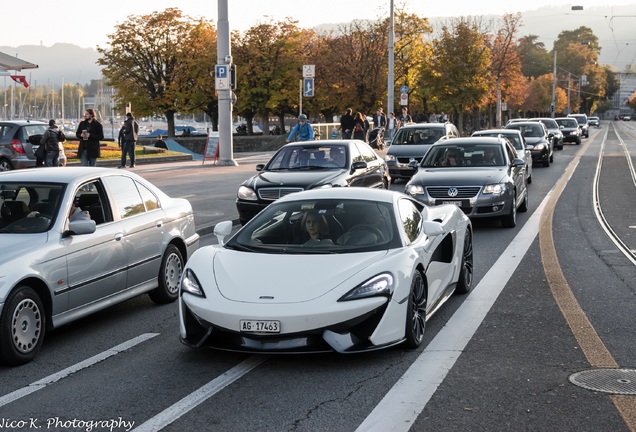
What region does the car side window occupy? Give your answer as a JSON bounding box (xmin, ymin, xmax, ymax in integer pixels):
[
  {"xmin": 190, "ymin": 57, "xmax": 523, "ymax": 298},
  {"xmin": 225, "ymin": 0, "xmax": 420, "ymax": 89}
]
[
  {"xmin": 397, "ymin": 198, "xmax": 422, "ymax": 244},
  {"xmin": 136, "ymin": 181, "xmax": 160, "ymax": 211},
  {"xmin": 351, "ymin": 144, "xmax": 364, "ymax": 163},
  {"xmin": 103, "ymin": 176, "xmax": 147, "ymax": 219},
  {"xmin": 73, "ymin": 181, "xmax": 111, "ymax": 225},
  {"xmin": 505, "ymin": 143, "xmax": 517, "ymax": 163},
  {"xmin": 356, "ymin": 143, "xmax": 378, "ymax": 163}
]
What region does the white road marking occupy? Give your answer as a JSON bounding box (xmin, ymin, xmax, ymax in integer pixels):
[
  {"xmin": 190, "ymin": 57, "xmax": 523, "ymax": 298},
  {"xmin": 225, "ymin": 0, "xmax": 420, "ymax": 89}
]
[
  {"xmin": 132, "ymin": 356, "xmax": 268, "ymax": 432},
  {"xmin": 356, "ymin": 191, "xmax": 552, "ymax": 432},
  {"xmin": 0, "ymin": 333, "xmax": 159, "ymax": 409}
]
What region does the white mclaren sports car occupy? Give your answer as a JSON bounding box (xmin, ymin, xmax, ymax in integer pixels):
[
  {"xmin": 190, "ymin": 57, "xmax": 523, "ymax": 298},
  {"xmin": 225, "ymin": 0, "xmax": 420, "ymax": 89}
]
[{"xmin": 179, "ymin": 188, "xmax": 473, "ymax": 354}]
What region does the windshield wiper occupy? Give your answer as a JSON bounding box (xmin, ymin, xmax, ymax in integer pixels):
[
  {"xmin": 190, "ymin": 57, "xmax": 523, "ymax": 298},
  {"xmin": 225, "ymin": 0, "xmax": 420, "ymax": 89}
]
[{"xmin": 224, "ymin": 242, "xmax": 256, "ymax": 252}]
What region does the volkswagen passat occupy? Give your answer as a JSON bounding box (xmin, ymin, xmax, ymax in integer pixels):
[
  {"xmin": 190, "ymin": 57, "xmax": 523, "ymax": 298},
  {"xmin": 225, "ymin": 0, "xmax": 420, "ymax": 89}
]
[{"xmin": 405, "ymin": 137, "xmax": 528, "ymax": 228}]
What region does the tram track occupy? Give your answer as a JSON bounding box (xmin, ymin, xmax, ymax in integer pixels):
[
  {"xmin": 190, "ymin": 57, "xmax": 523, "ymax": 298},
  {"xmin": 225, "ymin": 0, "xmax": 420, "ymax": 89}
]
[{"xmin": 593, "ymin": 122, "xmax": 636, "ymax": 265}]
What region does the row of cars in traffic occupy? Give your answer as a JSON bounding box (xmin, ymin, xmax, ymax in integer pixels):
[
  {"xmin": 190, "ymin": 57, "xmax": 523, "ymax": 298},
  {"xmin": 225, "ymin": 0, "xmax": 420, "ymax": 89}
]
[{"xmin": 0, "ymin": 113, "xmax": 595, "ymax": 366}]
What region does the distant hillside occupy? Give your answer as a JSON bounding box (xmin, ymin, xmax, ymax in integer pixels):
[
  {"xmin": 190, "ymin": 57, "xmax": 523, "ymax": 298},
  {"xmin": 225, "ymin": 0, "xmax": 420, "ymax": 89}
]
[
  {"xmin": 2, "ymin": 4, "xmax": 634, "ymax": 88},
  {"xmin": 0, "ymin": 43, "xmax": 101, "ymax": 87}
]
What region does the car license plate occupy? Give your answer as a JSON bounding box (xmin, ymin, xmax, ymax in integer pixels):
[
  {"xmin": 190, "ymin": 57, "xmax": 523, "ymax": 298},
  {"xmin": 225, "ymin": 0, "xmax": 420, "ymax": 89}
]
[
  {"xmin": 240, "ymin": 320, "xmax": 280, "ymax": 333},
  {"xmin": 440, "ymin": 201, "xmax": 463, "ymax": 207}
]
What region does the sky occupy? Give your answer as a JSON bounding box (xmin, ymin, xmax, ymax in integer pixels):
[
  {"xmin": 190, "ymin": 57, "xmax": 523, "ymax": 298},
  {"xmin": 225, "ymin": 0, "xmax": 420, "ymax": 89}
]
[{"xmin": 3, "ymin": 0, "xmax": 636, "ymax": 49}]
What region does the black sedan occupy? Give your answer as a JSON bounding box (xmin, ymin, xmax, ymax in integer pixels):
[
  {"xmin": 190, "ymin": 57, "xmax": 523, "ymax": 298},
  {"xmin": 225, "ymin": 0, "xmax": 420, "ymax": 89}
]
[
  {"xmin": 555, "ymin": 117, "xmax": 581, "ymax": 145},
  {"xmin": 404, "ymin": 137, "xmax": 528, "ymax": 228},
  {"xmin": 236, "ymin": 140, "xmax": 390, "ymax": 225},
  {"xmin": 504, "ymin": 121, "xmax": 553, "ymax": 167}
]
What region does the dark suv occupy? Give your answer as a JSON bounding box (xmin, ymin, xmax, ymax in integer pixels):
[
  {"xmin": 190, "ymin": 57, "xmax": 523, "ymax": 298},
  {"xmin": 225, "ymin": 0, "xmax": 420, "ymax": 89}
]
[
  {"xmin": 385, "ymin": 122, "xmax": 459, "ymax": 182},
  {"xmin": 0, "ymin": 120, "xmax": 48, "ymax": 171}
]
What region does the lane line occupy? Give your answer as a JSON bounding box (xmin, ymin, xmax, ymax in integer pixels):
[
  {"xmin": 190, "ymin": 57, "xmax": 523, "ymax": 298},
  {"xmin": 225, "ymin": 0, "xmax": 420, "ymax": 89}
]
[
  {"xmin": 132, "ymin": 356, "xmax": 268, "ymax": 432},
  {"xmin": 356, "ymin": 177, "xmax": 551, "ymax": 432},
  {"xmin": 0, "ymin": 333, "xmax": 159, "ymax": 409}
]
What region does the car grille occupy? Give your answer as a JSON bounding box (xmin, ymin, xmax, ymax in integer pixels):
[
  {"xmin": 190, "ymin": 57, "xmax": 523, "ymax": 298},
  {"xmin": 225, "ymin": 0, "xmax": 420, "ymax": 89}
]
[
  {"xmin": 426, "ymin": 186, "xmax": 481, "ymax": 198},
  {"xmin": 397, "ymin": 157, "xmax": 421, "ymax": 164},
  {"xmin": 258, "ymin": 187, "xmax": 304, "ymax": 201}
]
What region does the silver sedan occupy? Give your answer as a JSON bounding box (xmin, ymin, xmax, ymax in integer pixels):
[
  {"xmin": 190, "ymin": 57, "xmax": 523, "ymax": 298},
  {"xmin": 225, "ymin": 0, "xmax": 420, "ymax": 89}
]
[{"xmin": 0, "ymin": 167, "xmax": 199, "ymax": 366}]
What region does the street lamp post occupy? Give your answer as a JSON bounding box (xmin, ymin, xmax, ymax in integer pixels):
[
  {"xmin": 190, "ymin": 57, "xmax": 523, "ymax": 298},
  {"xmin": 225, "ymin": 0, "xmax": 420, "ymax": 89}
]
[{"xmin": 387, "ymin": 0, "xmax": 394, "ymax": 116}]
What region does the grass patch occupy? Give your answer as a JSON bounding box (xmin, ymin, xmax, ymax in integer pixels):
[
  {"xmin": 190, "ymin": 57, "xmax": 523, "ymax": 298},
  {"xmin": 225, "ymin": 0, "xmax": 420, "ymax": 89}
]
[{"xmin": 63, "ymin": 141, "xmax": 184, "ymax": 162}]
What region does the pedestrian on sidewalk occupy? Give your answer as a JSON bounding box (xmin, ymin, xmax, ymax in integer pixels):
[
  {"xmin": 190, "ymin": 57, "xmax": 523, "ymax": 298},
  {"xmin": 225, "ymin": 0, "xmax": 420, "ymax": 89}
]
[{"xmin": 119, "ymin": 112, "xmax": 139, "ymax": 168}]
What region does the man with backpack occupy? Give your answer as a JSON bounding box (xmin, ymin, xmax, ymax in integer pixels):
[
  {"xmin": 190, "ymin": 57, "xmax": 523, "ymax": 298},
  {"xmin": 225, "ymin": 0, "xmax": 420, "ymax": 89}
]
[
  {"xmin": 40, "ymin": 119, "xmax": 65, "ymax": 167},
  {"xmin": 119, "ymin": 112, "xmax": 139, "ymax": 168}
]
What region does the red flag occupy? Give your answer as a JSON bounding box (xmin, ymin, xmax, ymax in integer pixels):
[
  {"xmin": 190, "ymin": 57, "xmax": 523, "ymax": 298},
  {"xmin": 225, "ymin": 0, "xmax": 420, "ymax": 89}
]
[{"xmin": 10, "ymin": 75, "xmax": 29, "ymax": 88}]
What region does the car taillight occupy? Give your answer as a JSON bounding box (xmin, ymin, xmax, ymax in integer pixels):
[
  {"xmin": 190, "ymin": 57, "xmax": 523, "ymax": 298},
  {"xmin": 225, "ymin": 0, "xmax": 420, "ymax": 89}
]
[{"xmin": 10, "ymin": 139, "xmax": 26, "ymax": 154}]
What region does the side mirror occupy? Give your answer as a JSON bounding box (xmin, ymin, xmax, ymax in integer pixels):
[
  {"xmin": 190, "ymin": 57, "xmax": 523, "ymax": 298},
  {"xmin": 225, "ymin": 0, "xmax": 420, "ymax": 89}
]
[
  {"xmin": 214, "ymin": 220, "xmax": 234, "ymax": 246},
  {"xmin": 512, "ymin": 158, "xmax": 525, "ymax": 167},
  {"xmin": 421, "ymin": 221, "xmax": 445, "ymax": 237},
  {"xmin": 351, "ymin": 161, "xmax": 367, "ymax": 172},
  {"xmin": 64, "ymin": 219, "xmax": 97, "ymax": 237},
  {"xmin": 256, "ymin": 164, "xmax": 265, "ymax": 171}
]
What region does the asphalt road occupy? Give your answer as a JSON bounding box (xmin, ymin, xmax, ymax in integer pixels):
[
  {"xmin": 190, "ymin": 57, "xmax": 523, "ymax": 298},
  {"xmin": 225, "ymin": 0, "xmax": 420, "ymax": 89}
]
[{"xmin": 1, "ymin": 122, "xmax": 635, "ymax": 432}]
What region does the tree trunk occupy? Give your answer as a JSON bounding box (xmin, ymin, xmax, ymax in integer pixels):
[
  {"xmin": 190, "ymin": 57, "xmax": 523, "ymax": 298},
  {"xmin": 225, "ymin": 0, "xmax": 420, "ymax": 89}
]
[{"xmin": 166, "ymin": 110, "xmax": 176, "ymax": 137}]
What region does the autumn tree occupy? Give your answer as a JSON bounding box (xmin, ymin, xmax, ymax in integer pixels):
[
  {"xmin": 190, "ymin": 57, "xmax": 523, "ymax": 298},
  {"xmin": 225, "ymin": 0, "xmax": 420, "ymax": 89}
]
[
  {"xmin": 97, "ymin": 8, "xmax": 210, "ymax": 137},
  {"xmin": 232, "ymin": 19, "xmax": 308, "ymax": 134},
  {"xmin": 552, "ymin": 26, "xmax": 604, "ymax": 114},
  {"xmin": 422, "ymin": 17, "xmax": 491, "ymax": 132},
  {"xmin": 173, "ymin": 19, "xmax": 218, "ymax": 130},
  {"xmin": 392, "ymin": 10, "xmax": 433, "ymax": 116},
  {"xmin": 328, "ymin": 19, "xmax": 388, "ymax": 115},
  {"xmin": 516, "ymin": 35, "xmax": 552, "ymax": 78},
  {"xmin": 488, "ymin": 13, "xmax": 523, "ymax": 127}
]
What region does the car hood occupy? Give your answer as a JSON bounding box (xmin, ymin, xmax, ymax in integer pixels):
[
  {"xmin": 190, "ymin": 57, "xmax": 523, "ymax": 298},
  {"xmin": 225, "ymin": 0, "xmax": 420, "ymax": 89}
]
[
  {"xmin": 387, "ymin": 144, "xmax": 432, "ymax": 158},
  {"xmin": 523, "ymin": 136, "xmax": 548, "ymax": 145},
  {"xmin": 412, "ymin": 167, "xmax": 508, "ymax": 185},
  {"xmin": 245, "ymin": 169, "xmax": 347, "ymax": 189},
  {"xmin": 213, "ymin": 248, "xmax": 388, "ymax": 303}
]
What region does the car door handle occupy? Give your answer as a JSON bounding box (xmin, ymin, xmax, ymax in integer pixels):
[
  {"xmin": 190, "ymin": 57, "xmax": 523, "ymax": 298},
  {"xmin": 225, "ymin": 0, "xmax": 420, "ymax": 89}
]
[
  {"xmin": 156, "ymin": 220, "xmax": 164, "ymax": 228},
  {"xmin": 114, "ymin": 233, "xmax": 123, "ymax": 241}
]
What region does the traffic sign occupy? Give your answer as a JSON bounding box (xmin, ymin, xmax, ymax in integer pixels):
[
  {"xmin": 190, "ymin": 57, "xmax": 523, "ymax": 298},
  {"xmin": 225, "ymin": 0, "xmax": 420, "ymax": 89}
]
[
  {"xmin": 215, "ymin": 65, "xmax": 230, "ymax": 90},
  {"xmin": 303, "ymin": 64, "xmax": 315, "ymax": 78},
  {"xmin": 400, "ymin": 85, "xmax": 409, "ymax": 94},
  {"xmin": 400, "ymin": 93, "xmax": 408, "ymax": 106},
  {"xmin": 304, "ymin": 78, "xmax": 314, "ymax": 97}
]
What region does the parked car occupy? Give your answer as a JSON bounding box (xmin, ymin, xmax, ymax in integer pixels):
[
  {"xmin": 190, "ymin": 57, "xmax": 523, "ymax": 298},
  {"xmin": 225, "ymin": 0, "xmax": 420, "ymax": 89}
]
[
  {"xmin": 555, "ymin": 117, "xmax": 581, "ymax": 145},
  {"xmin": 0, "ymin": 120, "xmax": 49, "ymax": 171},
  {"xmin": 405, "ymin": 136, "xmax": 528, "ymax": 228},
  {"xmin": 181, "ymin": 188, "xmax": 473, "ymax": 354},
  {"xmin": 505, "ymin": 121, "xmax": 553, "ymax": 167},
  {"xmin": 385, "ymin": 122, "xmax": 460, "ymax": 183},
  {"xmin": 471, "ymin": 129, "xmax": 532, "ymax": 184},
  {"xmin": 622, "ymin": 114, "xmax": 632, "ymax": 121},
  {"xmin": 0, "ymin": 168, "xmax": 200, "ymax": 366},
  {"xmin": 143, "ymin": 126, "xmax": 207, "ymax": 137},
  {"xmin": 236, "ymin": 140, "xmax": 390, "ymax": 225},
  {"xmin": 529, "ymin": 117, "xmax": 564, "ymax": 150},
  {"xmin": 567, "ymin": 113, "xmax": 589, "ymax": 138},
  {"xmin": 588, "ymin": 116, "xmax": 600, "ymax": 127}
]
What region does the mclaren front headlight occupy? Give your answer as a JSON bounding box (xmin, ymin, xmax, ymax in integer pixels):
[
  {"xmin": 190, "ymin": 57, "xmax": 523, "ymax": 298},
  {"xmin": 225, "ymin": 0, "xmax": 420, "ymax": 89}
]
[
  {"xmin": 181, "ymin": 268, "xmax": 206, "ymax": 297},
  {"xmin": 339, "ymin": 273, "xmax": 394, "ymax": 301}
]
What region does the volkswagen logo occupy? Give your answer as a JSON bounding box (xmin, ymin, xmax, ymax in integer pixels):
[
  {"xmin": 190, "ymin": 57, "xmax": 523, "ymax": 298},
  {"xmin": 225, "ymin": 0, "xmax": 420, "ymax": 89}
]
[{"xmin": 447, "ymin": 187, "xmax": 459, "ymax": 197}]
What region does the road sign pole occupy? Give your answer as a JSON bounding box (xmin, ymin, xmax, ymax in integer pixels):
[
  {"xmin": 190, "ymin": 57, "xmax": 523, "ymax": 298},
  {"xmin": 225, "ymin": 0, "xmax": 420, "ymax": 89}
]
[{"xmin": 299, "ymin": 79, "xmax": 303, "ymax": 116}]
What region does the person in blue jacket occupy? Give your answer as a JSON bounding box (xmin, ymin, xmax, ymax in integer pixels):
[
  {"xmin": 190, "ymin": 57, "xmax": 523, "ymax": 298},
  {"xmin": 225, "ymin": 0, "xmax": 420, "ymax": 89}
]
[{"xmin": 287, "ymin": 114, "xmax": 315, "ymax": 142}]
